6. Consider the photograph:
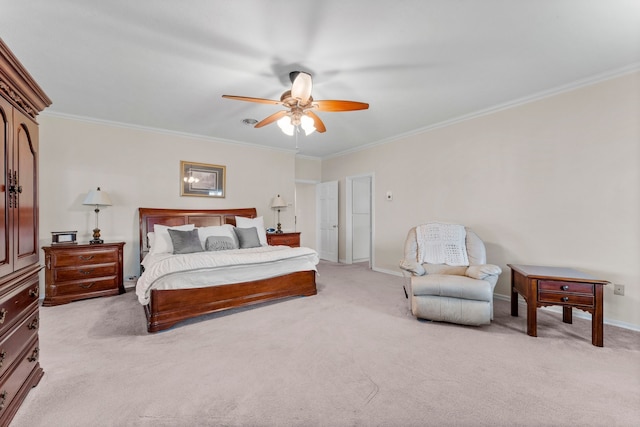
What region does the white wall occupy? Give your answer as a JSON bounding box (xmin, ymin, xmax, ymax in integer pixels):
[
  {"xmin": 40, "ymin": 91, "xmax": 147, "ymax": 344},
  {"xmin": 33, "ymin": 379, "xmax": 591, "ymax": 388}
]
[
  {"xmin": 322, "ymin": 71, "xmax": 640, "ymax": 328},
  {"xmin": 38, "ymin": 115, "xmax": 298, "ymax": 283}
]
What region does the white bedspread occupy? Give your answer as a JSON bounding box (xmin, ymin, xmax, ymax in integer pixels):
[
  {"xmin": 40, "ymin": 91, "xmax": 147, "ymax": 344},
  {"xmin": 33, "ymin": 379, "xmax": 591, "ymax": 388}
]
[{"xmin": 135, "ymin": 245, "xmax": 319, "ymax": 305}]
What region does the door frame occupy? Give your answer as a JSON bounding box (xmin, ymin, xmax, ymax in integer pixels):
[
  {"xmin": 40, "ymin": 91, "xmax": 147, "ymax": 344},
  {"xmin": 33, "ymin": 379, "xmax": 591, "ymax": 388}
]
[{"xmin": 345, "ymin": 173, "xmax": 374, "ymax": 267}]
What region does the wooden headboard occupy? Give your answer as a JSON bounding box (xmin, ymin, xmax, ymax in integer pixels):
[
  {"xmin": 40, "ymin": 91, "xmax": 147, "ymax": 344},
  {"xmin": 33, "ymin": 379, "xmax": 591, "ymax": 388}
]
[{"xmin": 138, "ymin": 207, "xmax": 257, "ymax": 263}]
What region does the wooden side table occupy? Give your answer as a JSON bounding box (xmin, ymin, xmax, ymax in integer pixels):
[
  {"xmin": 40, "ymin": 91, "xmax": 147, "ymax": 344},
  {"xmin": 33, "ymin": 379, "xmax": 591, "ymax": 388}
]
[
  {"xmin": 266, "ymin": 232, "xmax": 300, "ymax": 247},
  {"xmin": 508, "ymin": 264, "xmax": 609, "ymax": 347},
  {"xmin": 42, "ymin": 242, "xmax": 125, "ymax": 306}
]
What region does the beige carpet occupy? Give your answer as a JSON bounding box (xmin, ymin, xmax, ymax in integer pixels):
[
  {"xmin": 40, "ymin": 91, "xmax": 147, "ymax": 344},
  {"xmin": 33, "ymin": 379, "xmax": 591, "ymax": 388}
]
[{"xmin": 11, "ymin": 261, "xmax": 640, "ymax": 426}]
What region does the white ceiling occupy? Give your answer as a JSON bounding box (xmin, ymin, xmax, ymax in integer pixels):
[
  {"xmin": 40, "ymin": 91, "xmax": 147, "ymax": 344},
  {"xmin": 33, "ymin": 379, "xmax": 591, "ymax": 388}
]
[{"xmin": 1, "ymin": 0, "xmax": 639, "ymax": 158}]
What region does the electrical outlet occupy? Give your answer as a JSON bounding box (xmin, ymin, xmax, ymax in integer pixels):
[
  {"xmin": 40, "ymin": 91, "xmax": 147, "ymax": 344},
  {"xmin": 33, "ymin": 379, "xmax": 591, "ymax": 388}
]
[
  {"xmin": 613, "ymin": 284, "xmax": 625, "ymax": 296},
  {"xmin": 126, "ymin": 275, "xmax": 138, "ymax": 281}
]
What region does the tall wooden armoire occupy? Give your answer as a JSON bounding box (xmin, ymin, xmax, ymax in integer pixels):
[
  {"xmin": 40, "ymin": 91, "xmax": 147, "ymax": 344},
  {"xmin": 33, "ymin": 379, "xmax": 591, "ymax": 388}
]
[{"xmin": 0, "ymin": 38, "xmax": 51, "ymax": 425}]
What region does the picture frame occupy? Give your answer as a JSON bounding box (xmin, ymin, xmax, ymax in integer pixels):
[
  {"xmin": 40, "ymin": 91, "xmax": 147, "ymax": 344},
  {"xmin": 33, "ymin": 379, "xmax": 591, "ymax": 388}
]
[{"xmin": 180, "ymin": 161, "xmax": 226, "ymax": 198}]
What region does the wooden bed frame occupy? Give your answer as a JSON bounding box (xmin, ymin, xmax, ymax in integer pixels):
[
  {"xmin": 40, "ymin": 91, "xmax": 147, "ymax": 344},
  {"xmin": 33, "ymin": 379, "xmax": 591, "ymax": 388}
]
[{"xmin": 138, "ymin": 207, "xmax": 317, "ymax": 333}]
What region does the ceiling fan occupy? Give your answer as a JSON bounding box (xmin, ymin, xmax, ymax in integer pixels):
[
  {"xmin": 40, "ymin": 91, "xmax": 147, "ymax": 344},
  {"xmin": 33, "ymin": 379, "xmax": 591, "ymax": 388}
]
[{"xmin": 222, "ymin": 71, "xmax": 369, "ymax": 136}]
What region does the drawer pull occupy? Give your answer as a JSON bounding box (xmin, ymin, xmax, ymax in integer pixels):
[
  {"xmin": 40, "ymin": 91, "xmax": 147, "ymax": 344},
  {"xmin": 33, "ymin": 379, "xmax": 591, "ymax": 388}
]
[
  {"xmin": 28, "ymin": 317, "xmax": 39, "ymax": 330},
  {"xmin": 79, "ymin": 282, "xmax": 96, "ymax": 289},
  {"xmin": 29, "ymin": 287, "xmax": 39, "ymax": 298},
  {"xmin": 561, "ymin": 296, "xmax": 569, "ymax": 302},
  {"xmin": 0, "ymin": 309, "xmax": 6, "ymax": 324},
  {"xmin": 79, "ymin": 269, "xmax": 94, "ymax": 275},
  {"xmin": 79, "ymin": 255, "xmax": 94, "ymax": 261},
  {"xmin": 0, "ymin": 350, "xmax": 6, "ymax": 369},
  {"xmin": 27, "ymin": 347, "xmax": 39, "ymax": 363},
  {"xmin": 0, "ymin": 390, "xmax": 7, "ymax": 412},
  {"xmin": 561, "ymin": 285, "xmax": 569, "ymax": 291}
]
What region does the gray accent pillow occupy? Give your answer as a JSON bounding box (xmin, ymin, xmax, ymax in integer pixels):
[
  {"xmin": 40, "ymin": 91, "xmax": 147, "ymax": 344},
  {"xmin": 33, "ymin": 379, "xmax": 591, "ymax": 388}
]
[
  {"xmin": 234, "ymin": 227, "xmax": 261, "ymax": 249},
  {"xmin": 205, "ymin": 236, "xmax": 236, "ymax": 251},
  {"xmin": 168, "ymin": 229, "xmax": 203, "ymax": 254}
]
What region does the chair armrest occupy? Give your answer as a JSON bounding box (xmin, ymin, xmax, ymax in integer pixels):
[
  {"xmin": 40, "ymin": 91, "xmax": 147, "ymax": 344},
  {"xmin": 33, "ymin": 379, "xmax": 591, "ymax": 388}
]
[
  {"xmin": 465, "ymin": 264, "xmax": 502, "ymax": 280},
  {"xmin": 399, "ymin": 259, "xmax": 426, "ymax": 276}
]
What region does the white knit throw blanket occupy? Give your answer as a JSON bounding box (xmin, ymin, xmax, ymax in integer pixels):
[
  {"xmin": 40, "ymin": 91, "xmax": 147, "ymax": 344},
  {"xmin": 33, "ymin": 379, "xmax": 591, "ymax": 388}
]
[{"xmin": 416, "ymin": 223, "xmax": 469, "ymax": 266}]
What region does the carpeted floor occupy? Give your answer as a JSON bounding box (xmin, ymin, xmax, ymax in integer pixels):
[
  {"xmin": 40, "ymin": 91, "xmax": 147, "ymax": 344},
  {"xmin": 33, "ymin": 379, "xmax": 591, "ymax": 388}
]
[{"xmin": 11, "ymin": 261, "xmax": 640, "ymax": 426}]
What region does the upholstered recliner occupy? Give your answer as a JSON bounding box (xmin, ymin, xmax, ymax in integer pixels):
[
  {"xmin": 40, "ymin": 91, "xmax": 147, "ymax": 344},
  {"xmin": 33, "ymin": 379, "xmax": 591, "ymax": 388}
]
[{"xmin": 400, "ymin": 223, "xmax": 502, "ymax": 326}]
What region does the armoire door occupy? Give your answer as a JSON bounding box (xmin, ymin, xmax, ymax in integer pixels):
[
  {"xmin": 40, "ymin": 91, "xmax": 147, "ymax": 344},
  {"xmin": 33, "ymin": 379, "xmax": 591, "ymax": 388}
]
[
  {"xmin": 0, "ymin": 96, "xmax": 12, "ymax": 277},
  {"xmin": 12, "ymin": 108, "xmax": 39, "ymax": 271}
]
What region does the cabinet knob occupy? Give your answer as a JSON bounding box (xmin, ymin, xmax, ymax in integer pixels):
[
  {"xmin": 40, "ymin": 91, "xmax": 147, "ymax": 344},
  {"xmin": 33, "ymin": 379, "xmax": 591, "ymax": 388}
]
[
  {"xmin": 29, "ymin": 287, "xmax": 39, "ymax": 298},
  {"xmin": 0, "ymin": 309, "xmax": 6, "ymax": 324},
  {"xmin": 0, "ymin": 350, "xmax": 6, "ymax": 369},
  {"xmin": 561, "ymin": 296, "xmax": 569, "ymax": 302},
  {"xmin": 79, "ymin": 255, "xmax": 94, "ymax": 261},
  {"xmin": 561, "ymin": 285, "xmax": 569, "ymax": 291},
  {"xmin": 28, "ymin": 317, "xmax": 39, "ymax": 330}
]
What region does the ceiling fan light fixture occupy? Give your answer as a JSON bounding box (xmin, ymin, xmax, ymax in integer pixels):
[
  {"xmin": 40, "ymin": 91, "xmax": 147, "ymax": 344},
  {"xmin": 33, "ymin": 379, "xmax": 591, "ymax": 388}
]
[
  {"xmin": 300, "ymin": 114, "xmax": 316, "ymax": 136},
  {"xmin": 277, "ymin": 115, "xmax": 294, "ymax": 136}
]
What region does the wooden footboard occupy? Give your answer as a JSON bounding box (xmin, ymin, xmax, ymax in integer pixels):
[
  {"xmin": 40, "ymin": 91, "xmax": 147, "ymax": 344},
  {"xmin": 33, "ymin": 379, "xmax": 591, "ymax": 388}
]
[{"xmin": 144, "ymin": 270, "xmax": 317, "ymax": 332}]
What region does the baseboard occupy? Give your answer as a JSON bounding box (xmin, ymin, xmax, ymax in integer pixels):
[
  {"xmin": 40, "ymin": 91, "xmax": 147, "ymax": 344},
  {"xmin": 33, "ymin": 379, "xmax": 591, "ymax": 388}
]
[{"xmin": 493, "ymin": 293, "xmax": 640, "ymax": 332}]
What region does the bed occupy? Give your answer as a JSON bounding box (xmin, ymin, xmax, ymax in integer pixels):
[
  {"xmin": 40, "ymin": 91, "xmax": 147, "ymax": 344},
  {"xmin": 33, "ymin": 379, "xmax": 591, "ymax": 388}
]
[{"xmin": 137, "ymin": 207, "xmax": 318, "ymax": 332}]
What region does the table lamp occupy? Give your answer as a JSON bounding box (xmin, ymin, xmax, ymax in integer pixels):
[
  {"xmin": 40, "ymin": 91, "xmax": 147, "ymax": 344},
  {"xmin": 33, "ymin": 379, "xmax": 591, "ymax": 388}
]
[
  {"xmin": 82, "ymin": 187, "xmax": 112, "ymax": 244},
  {"xmin": 270, "ymin": 194, "xmax": 287, "ymax": 234}
]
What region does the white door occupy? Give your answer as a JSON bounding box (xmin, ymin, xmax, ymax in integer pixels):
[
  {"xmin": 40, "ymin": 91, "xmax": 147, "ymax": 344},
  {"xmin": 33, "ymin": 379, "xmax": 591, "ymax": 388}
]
[{"xmin": 317, "ymin": 180, "xmax": 338, "ymax": 262}]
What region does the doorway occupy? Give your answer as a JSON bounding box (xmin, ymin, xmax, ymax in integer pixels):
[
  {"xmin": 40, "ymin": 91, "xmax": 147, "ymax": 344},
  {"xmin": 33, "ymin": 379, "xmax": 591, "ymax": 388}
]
[{"xmin": 346, "ymin": 174, "xmax": 373, "ymax": 267}]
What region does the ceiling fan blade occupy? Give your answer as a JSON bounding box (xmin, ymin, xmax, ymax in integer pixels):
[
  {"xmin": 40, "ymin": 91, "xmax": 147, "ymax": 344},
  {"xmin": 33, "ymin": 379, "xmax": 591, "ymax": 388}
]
[
  {"xmin": 222, "ymin": 95, "xmax": 282, "ymax": 105},
  {"xmin": 255, "ymin": 110, "xmax": 288, "ymax": 128},
  {"xmin": 305, "ymin": 111, "xmax": 326, "ymax": 133},
  {"xmin": 313, "ymin": 100, "xmax": 369, "ymax": 112},
  {"xmin": 290, "ymin": 72, "xmax": 313, "ymax": 104}
]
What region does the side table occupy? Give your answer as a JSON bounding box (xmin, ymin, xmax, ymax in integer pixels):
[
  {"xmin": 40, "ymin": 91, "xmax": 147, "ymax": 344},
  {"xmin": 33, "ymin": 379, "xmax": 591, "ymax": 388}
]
[{"xmin": 508, "ymin": 264, "xmax": 609, "ymax": 347}]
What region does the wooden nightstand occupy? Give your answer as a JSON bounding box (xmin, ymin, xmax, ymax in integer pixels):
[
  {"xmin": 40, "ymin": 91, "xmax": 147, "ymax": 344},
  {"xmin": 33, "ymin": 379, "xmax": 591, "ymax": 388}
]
[
  {"xmin": 42, "ymin": 242, "xmax": 125, "ymax": 306},
  {"xmin": 266, "ymin": 232, "xmax": 300, "ymax": 247}
]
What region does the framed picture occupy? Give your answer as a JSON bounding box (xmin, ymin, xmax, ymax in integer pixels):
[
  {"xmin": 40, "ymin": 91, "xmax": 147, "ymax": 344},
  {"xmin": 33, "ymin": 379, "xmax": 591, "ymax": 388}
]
[{"xmin": 180, "ymin": 161, "xmax": 226, "ymax": 198}]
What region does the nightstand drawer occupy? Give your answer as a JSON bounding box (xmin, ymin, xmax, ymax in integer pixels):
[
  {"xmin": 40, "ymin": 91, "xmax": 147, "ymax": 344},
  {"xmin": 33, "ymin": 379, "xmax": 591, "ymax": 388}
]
[
  {"xmin": 538, "ymin": 291, "xmax": 594, "ymax": 307},
  {"xmin": 54, "ymin": 263, "xmax": 117, "ymax": 281},
  {"xmin": 51, "ymin": 249, "xmax": 118, "ymax": 267},
  {"xmin": 52, "ymin": 277, "xmax": 120, "ymax": 297},
  {"xmin": 266, "ymin": 232, "xmax": 301, "ymax": 247},
  {"xmin": 539, "ymin": 280, "xmax": 593, "ymax": 294}
]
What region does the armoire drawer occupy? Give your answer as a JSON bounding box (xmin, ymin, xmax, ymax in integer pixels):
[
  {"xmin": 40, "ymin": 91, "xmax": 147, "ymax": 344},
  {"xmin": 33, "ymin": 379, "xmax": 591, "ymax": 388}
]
[
  {"xmin": 0, "ymin": 308, "xmax": 39, "ymax": 380},
  {"xmin": 0, "ymin": 336, "xmax": 40, "ymax": 419},
  {"xmin": 0, "ymin": 276, "xmax": 39, "ymax": 338}
]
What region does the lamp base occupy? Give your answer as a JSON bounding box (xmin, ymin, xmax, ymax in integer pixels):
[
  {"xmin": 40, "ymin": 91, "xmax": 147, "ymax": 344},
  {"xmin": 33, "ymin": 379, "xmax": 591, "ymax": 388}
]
[
  {"xmin": 276, "ymin": 222, "xmax": 283, "ymax": 234},
  {"xmin": 90, "ymin": 228, "xmax": 103, "ymax": 244}
]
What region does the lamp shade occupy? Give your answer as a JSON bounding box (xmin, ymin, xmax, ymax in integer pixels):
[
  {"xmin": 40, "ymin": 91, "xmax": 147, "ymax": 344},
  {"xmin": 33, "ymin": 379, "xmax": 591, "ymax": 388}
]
[
  {"xmin": 82, "ymin": 187, "xmax": 112, "ymax": 206},
  {"xmin": 271, "ymin": 195, "xmax": 286, "ymax": 209}
]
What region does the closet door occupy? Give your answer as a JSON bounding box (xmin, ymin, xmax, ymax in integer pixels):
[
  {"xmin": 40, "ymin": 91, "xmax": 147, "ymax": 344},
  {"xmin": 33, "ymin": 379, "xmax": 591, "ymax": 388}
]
[
  {"xmin": 12, "ymin": 108, "xmax": 39, "ymax": 271},
  {"xmin": 0, "ymin": 97, "xmax": 11, "ymax": 277}
]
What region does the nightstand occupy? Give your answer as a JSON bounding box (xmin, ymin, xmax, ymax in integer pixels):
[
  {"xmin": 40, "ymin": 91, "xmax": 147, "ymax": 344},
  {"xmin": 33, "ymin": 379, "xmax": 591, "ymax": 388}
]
[
  {"xmin": 42, "ymin": 242, "xmax": 125, "ymax": 306},
  {"xmin": 266, "ymin": 232, "xmax": 300, "ymax": 247}
]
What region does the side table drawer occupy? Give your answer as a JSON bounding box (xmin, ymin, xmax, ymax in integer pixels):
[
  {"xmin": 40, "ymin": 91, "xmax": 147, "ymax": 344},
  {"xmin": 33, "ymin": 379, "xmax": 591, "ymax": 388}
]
[
  {"xmin": 54, "ymin": 263, "xmax": 117, "ymax": 281},
  {"xmin": 539, "ymin": 280, "xmax": 593, "ymax": 294},
  {"xmin": 538, "ymin": 291, "xmax": 594, "ymax": 307},
  {"xmin": 50, "ymin": 249, "xmax": 118, "ymax": 267},
  {"xmin": 51, "ymin": 277, "xmax": 119, "ymax": 297}
]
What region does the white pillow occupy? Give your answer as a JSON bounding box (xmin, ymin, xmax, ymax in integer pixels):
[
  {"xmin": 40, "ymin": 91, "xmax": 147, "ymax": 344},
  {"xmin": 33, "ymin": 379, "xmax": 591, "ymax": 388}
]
[
  {"xmin": 235, "ymin": 216, "xmax": 267, "ymax": 246},
  {"xmin": 197, "ymin": 224, "xmax": 238, "ymax": 249},
  {"xmin": 150, "ymin": 224, "xmax": 195, "ymax": 254}
]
